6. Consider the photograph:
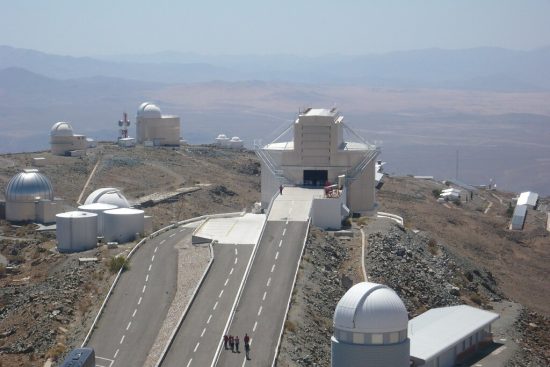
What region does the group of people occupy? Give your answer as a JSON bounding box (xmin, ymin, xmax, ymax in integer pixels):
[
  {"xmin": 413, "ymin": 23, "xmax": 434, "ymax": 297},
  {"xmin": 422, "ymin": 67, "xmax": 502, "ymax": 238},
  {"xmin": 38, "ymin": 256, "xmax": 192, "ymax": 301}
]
[{"xmin": 224, "ymin": 333, "xmax": 251, "ymax": 360}]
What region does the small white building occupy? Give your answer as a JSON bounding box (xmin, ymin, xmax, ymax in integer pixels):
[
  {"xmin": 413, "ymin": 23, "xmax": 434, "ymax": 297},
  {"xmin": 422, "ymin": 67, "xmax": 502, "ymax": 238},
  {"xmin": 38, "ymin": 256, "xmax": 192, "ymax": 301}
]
[
  {"xmin": 50, "ymin": 122, "xmax": 89, "ymax": 156},
  {"xmin": 103, "ymin": 208, "xmax": 144, "ymax": 243},
  {"xmin": 56, "ymin": 211, "xmax": 98, "ymax": 252},
  {"xmin": 511, "ymin": 204, "xmax": 527, "ymax": 230},
  {"xmin": 118, "ymin": 137, "xmax": 136, "ymax": 148},
  {"xmin": 440, "ymin": 188, "xmax": 462, "ymax": 202},
  {"xmin": 136, "ymin": 102, "xmax": 180, "ymax": 146},
  {"xmin": 516, "ymin": 191, "xmax": 538, "ymax": 208},
  {"xmin": 215, "ymin": 134, "xmax": 230, "ymax": 147}
]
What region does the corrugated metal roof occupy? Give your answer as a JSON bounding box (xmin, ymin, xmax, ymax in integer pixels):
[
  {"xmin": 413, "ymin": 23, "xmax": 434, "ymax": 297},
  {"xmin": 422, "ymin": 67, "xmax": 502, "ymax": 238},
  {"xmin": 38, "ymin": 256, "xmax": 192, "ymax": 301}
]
[
  {"xmin": 517, "ymin": 191, "xmax": 538, "ymax": 207},
  {"xmin": 409, "ymin": 305, "xmax": 499, "ymax": 362}
]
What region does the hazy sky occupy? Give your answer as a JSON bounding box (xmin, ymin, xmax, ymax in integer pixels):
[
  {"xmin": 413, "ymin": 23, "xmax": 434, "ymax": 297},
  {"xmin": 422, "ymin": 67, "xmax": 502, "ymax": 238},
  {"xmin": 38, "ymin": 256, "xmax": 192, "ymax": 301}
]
[{"xmin": 1, "ymin": 0, "xmax": 550, "ymax": 56}]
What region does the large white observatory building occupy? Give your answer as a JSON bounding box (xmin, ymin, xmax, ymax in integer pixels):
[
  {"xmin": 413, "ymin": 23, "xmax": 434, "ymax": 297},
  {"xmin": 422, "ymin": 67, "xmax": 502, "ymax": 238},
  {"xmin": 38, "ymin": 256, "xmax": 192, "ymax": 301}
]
[
  {"xmin": 50, "ymin": 122, "xmax": 91, "ymax": 156},
  {"xmin": 258, "ymin": 108, "xmax": 379, "ymax": 215},
  {"xmin": 136, "ymin": 102, "xmax": 181, "ymax": 146},
  {"xmin": 4, "ymin": 169, "xmax": 63, "ymax": 223}
]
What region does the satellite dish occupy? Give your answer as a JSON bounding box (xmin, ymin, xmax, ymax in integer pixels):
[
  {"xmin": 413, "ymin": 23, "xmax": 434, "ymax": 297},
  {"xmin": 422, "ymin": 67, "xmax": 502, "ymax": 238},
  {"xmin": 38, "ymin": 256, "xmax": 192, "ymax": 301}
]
[{"xmin": 118, "ymin": 120, "xmax": 123, "ymax": 127}]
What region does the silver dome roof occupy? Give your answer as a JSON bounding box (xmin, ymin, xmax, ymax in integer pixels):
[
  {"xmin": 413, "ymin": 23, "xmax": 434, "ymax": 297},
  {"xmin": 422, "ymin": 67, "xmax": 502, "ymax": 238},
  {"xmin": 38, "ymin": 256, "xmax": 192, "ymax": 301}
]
[{"xmin": 6, "ymin": 169, "xmax": 54, "ymax": 202}]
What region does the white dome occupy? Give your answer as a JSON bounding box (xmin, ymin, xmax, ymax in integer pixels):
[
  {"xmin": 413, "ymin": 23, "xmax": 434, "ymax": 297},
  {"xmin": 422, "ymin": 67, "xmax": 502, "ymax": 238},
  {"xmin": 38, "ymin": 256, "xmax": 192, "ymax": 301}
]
[
  {"xmin": 84, "ymin": 188, "xmax": 130, "ymax": 208},
  {"xmin": 334, "ymin": 282, "xmax": 408, "ymax": 334},
  {"xmin": 51, "ymin": 122, "xmax": 74, "ymax": 137},
  {"xmin": 230, "ymin": 136, "xmax": 242, "ymax": 142},
  {"xmin": 137, "ymin": 102, "xmax": 162, "ymax": 119},
  {"xmin": 6, "ymin": 169, "xmax": 54, "ymax": 202},
  {"xmin": 217, "ymin": 134, "xmax": 228, "ymax": 139}
]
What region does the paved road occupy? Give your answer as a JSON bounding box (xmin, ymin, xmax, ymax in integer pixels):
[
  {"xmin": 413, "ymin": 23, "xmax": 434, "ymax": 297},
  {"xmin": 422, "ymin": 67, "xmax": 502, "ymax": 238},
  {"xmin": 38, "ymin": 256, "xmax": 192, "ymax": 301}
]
[
  {"xmin": 161, "ymin": 243, "xmax": 253, "ymax": 367},
  {"xmin": 88, "ymin": 227, "xmax": 193, "ymax": 367},
  {"xmin": 216, "ymin": 220, "xmax": 309, "ymax": 367}
]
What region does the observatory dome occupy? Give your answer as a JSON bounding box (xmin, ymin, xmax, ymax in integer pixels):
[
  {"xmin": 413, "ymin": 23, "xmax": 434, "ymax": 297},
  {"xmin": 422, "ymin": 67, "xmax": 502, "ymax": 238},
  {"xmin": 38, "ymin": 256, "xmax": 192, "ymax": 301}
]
[
  {"xmin": 50, "ymin": 122, "xmax": 74, "ymax": 137},
  {"xmin": 6, "ymin": 169, "xmax": 54, "ymax": 202},
  {"xmin": 137, "ymin": 102, "xmax": 162, "ymax": 119},
  {"xmin": 84, "ymin": 188, "xmax": 130, "ymax": 208},
  {"xmin": 334, "ymin": 282, "xmax": 408, "ymax": 334}
]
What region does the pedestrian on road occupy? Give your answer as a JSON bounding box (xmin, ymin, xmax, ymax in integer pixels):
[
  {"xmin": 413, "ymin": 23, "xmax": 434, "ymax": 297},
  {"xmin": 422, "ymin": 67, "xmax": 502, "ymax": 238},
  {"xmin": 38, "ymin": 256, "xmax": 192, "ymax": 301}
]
[
  {"xmin": 223, "ymin": 334, "xmax": 229, "ymax": 350},
  {"xmin": 235, "ymin": 335, "xmax": 240, "ymax": 353},
  {"xmin": 279, "ymin": 184, "xmax": 283, "ymax": 195},
  {"xmin": 244, "ymin": 333, "xmax": 251, "ymax": 360},
  {"xmin": 229, "ymin": 335, "xmax": 234, "ymax": 352}
]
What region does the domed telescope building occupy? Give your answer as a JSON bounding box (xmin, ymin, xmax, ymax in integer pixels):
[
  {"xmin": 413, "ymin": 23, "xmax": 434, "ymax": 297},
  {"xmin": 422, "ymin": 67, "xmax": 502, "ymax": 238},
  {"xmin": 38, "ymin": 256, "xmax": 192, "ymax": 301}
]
[
  {"xmin": 50, "ymin": 121, "xmax": 91, "ymax": 156},
  {"xmin": 136, "ymin": 102, "xmax": 181, "ymax": 146}
]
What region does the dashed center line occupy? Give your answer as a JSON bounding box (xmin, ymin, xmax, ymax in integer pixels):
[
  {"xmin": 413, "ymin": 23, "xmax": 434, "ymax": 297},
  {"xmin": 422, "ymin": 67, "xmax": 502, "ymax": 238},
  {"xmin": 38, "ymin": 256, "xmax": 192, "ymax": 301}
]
[
  {"xmin": 186, "ymin": 359, "xmax": 192, "ymax": 367},
  {"xmin": 234, "ymin": 248, "xmax": 238, "ymax": 256},
  {"xmin": 224, "ymin": 278, "xmax": 229, "ymax": 286},
  {"xmin": 213, "ymin": 301, "xmax": 218, "ymax": 310},
  {"xmin": 138, "ymin": 297, "xmax": 142, "ymax": 305},
  {"xmin": 194, "ymin": 342, "xmax": 200, "ymax": 353},
  {"xmin": 282, "ymin": 228, "xmax": 286, "ymax": 236},
  {"xmin": 201, "ymin": 328, "xmax": 206, "ymax": 337},
  {"xmin": 253, "ymin": 321, "xmax": 258, "ymax": 332},
  {"xmin": 219, "ymin": 289, "xmax": 224, "ymax": 298},
  {"xmin": 154, "ymin": 246, "xmax": 158, "ymax": 253},
  {"xmin": 278, "ymin": 239, "xmax": 283, "ymax": 247},
  {"xmin": 230, "ymin": 268, "xmax": 234, "ymax": 275},
  {"xmin": 151, "ymin": 255, "xmax": 155, "ymax": 262},
  {"xmin": 169, "ymin": 233, "xmax": 175, "ymax": 238},
  {"xmin": 234, "ymin": 257, "xmax": 238, "ymax": 264},
  {"xmin": 132, "ymin": 308, "xmax": 137, "ymax": 318},
  {"xmin": 148, "ymin": 264, "xmax": 152, "ymax": 272},
  {"xmin": 263, "ymin": 291, "xmax": 267, "ymax": 301},
  {"xmin": 120, "ymin": 335, "xmax": 125, "ymax": 344},
  {"xmin": 275, "ymin": 251, "xmax": 279, "ymax": 260},
  {"xmin": 113, "ymin": 349, "xmax": 119, "ymax": 359},
  {"xmin": 145, "ymin": 274, "xmax": 149, "ymax": 282},
  {"xmin": 160, "ymin": 240, "xmax": 166, "ymax": 245},
  {"xmin": 271, "ymin": 264, "xmax": 275, "ymax": 273},
  {"xmin": 257, "ymin": 306, "xmax": 263, "ymax": 316},
  {"xmin": 126, "ymin": 321, "xmax": 132, "ymax": 331},
  {"xmin": 207, "ymin": 314, "xmax": 212, "ymax": 324},
  {"xmin": 142, "ymin": 285, "xmax": 147, "ymax": 293},
  {"xmin": 267, "ymin": 277, "xmax": 271, "ymax": 287}
]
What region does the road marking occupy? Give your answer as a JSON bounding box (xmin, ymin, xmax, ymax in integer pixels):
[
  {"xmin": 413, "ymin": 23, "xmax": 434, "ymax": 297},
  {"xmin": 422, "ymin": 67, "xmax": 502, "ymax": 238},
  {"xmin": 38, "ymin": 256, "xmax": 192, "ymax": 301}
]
[
  {"xmin": 263, "ymin": 291, "xmax": 267, "ymax": 301},
  {"xmin": 151, "ymin": 255, "xmax": 155, "ymax": 262},
  {"xmin": 275, "ymin": 251, "xmax": 279, "ymax": 260},
  {"xmin": 278, "ymin": 239, "xmax": 283, "ymax": 247},
  {"xmin": 126, "ymin": 321, "xmax": 131, "ymax": 331},
  {"xmin": 145, "ymin": 274, "xmax": 149, "ymax": 282},
  {"xmin": 207, "ymin": 314, "xmax": 212, "ymax": 324},
  {"xmin": 132, "ymin": 308, "xmax": 137, "ymax": 318},
  {"xmin": 194, "ymin": 342, "xmax": 200, "ymax": 352},
  {"xmin": 253, "ymin": 321, "xmax": 258, "ymax": 332},
  {"xmin": 154, "ymin": 246, "xmax": 158, "ymax": 253},
  {"xmin": 224, "ymin": 278, "xmax": 229, "ymax": 286},
  {"xmin": 492, "ymin": 346, "xmax": 507, "ymax": 355},
  {"xmin": 160, "ymin": 240, "xmax": 166, "ymax": 245},
  {"xmin": 213, "ymin": 301, "xmax": 218, "ymax": 310},
  {"xmin": 267, "ymin": 277, "xmax": 271, "ymax": 287},
  {"xmin": 138, "ymin": 297, "xmax": 142, "ymax": 305},
  {"xmin": 219, "ymin": 290, "xmax": 224, "ymax": 298},
  {"xmin": 120, "ymin": 335, "xmax": 125, "ymax": 344},
  {"xmin": 235, "ymin": 248, "xmax": 238, "ymax": 255},
  {"xmin": 230, "ymin": 268, "xmax": 234, "ymax": 275},
  {"xmin": 142, "ymin": 285, "xmax": 147, "ymax": 293},
  {"xmin": 180, "ymin": 229, "xmax": 185, "ymax": 232},
  {"xmin": 258, "ymin": 305, "xmax": 262, "ymax": 316},
  {"xmin": 113, "ymin": 349, "xmax": 119, "ymax": 359},
  {"xmin": 234, "ymin": 257, "xmax": 238, "ymax": 264},
  {"xmin": 286, "ymin": 218, "xmax": 289, "ymax": 225},
  {"xmin": 201, "ymin": 328, "xmax": 206, "ymax": 337},
  {"xmin": 148, "ymin": 264, "xmax": 152, "ymax": 272},
  {"xmin": 186, "ymin": 359, "xmax": 192, "ymax": 367},
  {"xmin": 271, "ymin": 264, "xmax": 275, "ymax": 273},
  {"xmin": 169, "ymin": 233, "xmax": 175, "ymax": 238},
  {"xmin": 282, "ymin": 228, "xmax": 286, "ymax": 236}
]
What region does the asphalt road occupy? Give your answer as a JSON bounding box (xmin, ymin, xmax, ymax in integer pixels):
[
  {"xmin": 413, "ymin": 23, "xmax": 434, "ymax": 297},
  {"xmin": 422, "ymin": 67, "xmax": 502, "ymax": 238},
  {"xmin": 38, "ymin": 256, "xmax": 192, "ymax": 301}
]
[
  {"xmin": 161, "ymin": 243, "xmax": 253, "ymax": 367},
  {"xmin": 88, "ymin": 227, "xmax": 193, "ymax": 367},
  {"xmin": 216, "ymin": 220, "xmax": 309, "ymax": 367}
]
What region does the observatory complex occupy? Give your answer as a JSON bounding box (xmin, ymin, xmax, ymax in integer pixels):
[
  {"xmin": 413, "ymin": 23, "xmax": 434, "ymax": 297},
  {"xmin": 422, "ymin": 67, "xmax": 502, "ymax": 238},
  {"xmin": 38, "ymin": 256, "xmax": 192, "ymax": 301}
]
[
  {"xmin": 50, "ymin": 121, "xmax": 93, "ymax": 156},
  {"xmin": 136, "ymin": 102, "xmax": 181, "ymax": 146},
  {"xmin": 257, "ymin": 108, "xmax": 379, "ymax": 215}
]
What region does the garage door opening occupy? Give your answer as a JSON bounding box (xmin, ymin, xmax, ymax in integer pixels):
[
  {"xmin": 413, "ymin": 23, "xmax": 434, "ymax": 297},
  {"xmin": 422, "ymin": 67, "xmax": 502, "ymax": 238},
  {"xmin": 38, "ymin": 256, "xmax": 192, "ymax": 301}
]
[{"xmin": 303, "ymin": 170, "xmax": 328, "ymax": 187}]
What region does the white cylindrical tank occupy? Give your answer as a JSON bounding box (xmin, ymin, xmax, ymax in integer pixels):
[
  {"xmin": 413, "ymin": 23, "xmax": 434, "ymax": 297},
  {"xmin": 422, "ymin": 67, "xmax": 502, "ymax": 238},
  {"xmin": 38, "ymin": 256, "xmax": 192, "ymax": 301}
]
[
  {"xmin": 56, "ymin": 211, "xmax": 98, "ymax": 252},
  {"xmin": 78, "ymin": 203, "xmax": 118, "ymax": 236},
  {"xmin": 103, "ymin": 208, "xmax": 144, "ymax": 243}
]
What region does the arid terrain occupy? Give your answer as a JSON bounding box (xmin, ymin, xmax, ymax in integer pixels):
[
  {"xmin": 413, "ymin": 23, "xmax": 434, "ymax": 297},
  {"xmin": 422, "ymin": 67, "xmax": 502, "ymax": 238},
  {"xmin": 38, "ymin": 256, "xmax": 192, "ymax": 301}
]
[{"xmin": 0, "ymin": 145, "xmax": 548, "ymax": 366}]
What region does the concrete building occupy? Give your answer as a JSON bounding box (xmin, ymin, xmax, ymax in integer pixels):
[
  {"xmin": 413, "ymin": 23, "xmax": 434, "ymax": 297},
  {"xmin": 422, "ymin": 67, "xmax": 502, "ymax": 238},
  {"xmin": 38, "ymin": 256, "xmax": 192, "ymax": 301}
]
[
  {"xmin": 136, "ymin": 102, "xmax": 180, "ymax": 146},
  {"xmin": 332, "ymin": 282, "xmax": 410, "ymax": 367},
  {"xmin": 4, "ymin": 169, "xmax": 63, "ymax": 223},
  {"xmin": 257, "ymin": 108, "xmax": 379, "ymax": 215},
  {"xmin": 517, "ymin": 191, "xmax": 538, "ymax": 208},
  {"xmin": 50, "ymin": 122, "xmax": 91, "ymax": 156},
  {"xmin": 511, "ymin": 204, "xmax": 527, "ymax": 230}
]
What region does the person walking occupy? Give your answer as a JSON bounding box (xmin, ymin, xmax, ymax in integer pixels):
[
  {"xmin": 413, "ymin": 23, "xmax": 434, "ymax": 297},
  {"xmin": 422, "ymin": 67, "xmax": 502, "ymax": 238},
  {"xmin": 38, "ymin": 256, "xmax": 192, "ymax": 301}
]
[
  {"xmin": 229, "ymin": 335, "xmax": 234, "ymax": 352},
  {"xmin": 279, "ymin": 184, "xmax": 283, "ymax": 195},
  {"xmin": 223, "ymin": 334, "xmax": 229, "ymax": 350},
  {"xmin": 244, "ymin": 333, "xmax": 251, "ymax": 360},
  {"xmin": 235, "ymin": 335, "xmax": 240, "ymax": 353}
]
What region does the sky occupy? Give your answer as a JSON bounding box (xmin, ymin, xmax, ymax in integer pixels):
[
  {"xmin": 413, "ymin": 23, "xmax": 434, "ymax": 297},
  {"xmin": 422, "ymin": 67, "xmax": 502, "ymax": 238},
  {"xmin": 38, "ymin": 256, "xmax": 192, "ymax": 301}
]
[{"xmin": 1, "ymin": 0, "xmax": 550, "ymax": 56}]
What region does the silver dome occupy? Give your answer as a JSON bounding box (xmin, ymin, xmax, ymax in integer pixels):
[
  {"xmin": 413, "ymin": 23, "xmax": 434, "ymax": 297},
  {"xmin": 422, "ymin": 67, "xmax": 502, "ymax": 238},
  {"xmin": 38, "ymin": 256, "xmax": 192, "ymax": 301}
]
[{"xmin": 6, "ymin": 169, "xmax": 54, "ymax": 202}]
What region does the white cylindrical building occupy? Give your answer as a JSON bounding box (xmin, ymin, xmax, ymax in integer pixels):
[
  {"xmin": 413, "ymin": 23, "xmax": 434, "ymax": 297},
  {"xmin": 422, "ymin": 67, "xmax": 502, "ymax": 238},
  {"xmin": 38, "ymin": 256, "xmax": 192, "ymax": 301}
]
[
  {"xmin": 103, "ymin": 208, "xmax": 144, "ymax": 243},
  {"xmin": 78, "ymin": 203, "xmax": 118, "ymax": 236},
  {"xmin": 84, "ymin": 188, "xmax": 131, "ymax": 208},
  {"xmin": 56, "ymin": 211, "xmax": 98, "ymax": 252},
  {"xmin": 5, "ymin": 169, "xmax": 54, "ymax": 222},
  {"xmin": 332, "ymin": 282, "xmax": 410, "ymax": 367}
]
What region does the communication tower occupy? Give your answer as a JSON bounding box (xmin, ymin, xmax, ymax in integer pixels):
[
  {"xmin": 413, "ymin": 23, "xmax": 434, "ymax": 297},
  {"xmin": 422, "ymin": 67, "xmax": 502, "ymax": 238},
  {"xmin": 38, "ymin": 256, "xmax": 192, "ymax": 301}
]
[{"xmin": 118, "ymin": 112, "xmax": 131, "ymax": 139}]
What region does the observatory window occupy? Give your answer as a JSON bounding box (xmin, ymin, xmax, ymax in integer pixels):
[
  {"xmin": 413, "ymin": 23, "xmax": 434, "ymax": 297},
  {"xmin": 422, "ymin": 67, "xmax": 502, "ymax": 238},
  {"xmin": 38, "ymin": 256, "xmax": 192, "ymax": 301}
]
[
  {"xmin": 352, "ymin": 332, "xmax": 364, "ymax": 344},
  {"xmin": 371, "ymin": 334, "xmax": 383, "ymax": 344},
  {"xmin": 389, "ymin": 332, "xmax": 400, "ymax": 344}
]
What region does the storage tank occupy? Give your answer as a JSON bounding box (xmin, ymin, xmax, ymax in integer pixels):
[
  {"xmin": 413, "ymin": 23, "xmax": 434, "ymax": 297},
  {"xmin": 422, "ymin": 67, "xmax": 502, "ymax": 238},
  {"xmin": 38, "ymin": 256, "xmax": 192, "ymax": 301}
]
[
  {"xmin": 78, "ymin": 203, "xmax": 118, "ymax": 236},
  {"xmin": 103, "ymin": 208, "xmax": 144, "ymax": 243},
  {"xmin": 56, "ymin": 211, "xmax": 98, "ymax": 252}
]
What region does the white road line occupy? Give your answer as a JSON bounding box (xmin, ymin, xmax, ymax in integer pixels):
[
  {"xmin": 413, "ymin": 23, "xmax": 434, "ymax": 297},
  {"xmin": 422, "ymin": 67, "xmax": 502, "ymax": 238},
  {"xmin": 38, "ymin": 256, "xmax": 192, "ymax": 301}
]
[
  {"xmin": 160, "ymin": 240, "xmax": 166, "ymax": 245},
  {"xmin": 230, "ymin": 268, "xmax": 234, "ymax": 275},
  {"xmin": 151, "ymin": 255, "xmax": 155, "ymax": 262},
  {"xmin": 234, "ymin": 248, "xmax": 238, "ymax": 256},
  {"xmin": 138, "ymin": 297, "xmax": 142, "ymax": 305},
  {"xmin": 234, "ymin": 257, "xmax": 238, "ymax": 264},
  {"xmin": 213, "ymin": 301, "xmax": 218, "ymax": 310},
  {"xmin": 186, "ymin": 359, "xmax": 192, "ymax": 367},
  {"xmin": 148, "ymin": 264, "xmax": 152, "ymax": 272},
  {"xmin": 120, "ymin": 335, "xmax": 125, "ymax": 344},
  {"xmin": 224, "ymin": 278, "xmax": 229, "ymax": 286},
  {"xmin": 275, "ymin": 251, "xmax": 279, "ymax": 260},
  {"xmin": 145, "ymin": 274, "xmax": 149, "ymax": 282},
  {"xmin": 180, "ymin": 229, "xmax": 185, "ymax": 232},
  {"xmin": 201, "ymin": 328, "xmax": 206, "ymax": 337},
  {"xmin": 207, "ymin": 314, "xmax": 212, "ymax": 324},
  {"xmin": 113, "ymin": 349, "xmax": 119, "ymax": 359},
  {"xmin": 154, "ymin": 246, "xmax": 158, "ymax": 253},
  {"xmin": 263, "ymin": 291, "xmax": 267, "ymax": 301},
  {"xmin": 142, "ymin": 285, "xmax": 147, "ymax": 293},
  {"xmin": 253, "ymin": 321, "xmax": 258, "ymax": 332},
  {"xmin": 278, "ymin": 239, "xmax": 283, "ymax": 247},
  {"xmin": 282, "ymin": 228, "xmax": 286, "ymax": 236},
  {"xmin": 271, "ymin": 264, "xmax": 275, "ymax": 273},
  {"xmin": 126, "ymin": 321, "xmax": 131, "ymax": 331},
  {"xmin": 132, "ymin": 308, "xmax": 137, "ymax": 318},
  {"xmin": 258, "ymin": 305, "xmax": 262, "ymax": 316},
  {"xmin": 219, "ymin": 289, "xmax": 224, "ymax": 298},
  {"xmin": 194, "ymin": 342, "xmax": 200, "ymax": 353},
  {"xmin": 169, "ymin": 233, "xmax": 175, "ymax": 238},
  {"xmin": 267, "ymin": 277, "xmax": 271, "ymax": 287},
  {"xmin": 286, "ymin": 218, "xmax": 289, "ymax": 225}
]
